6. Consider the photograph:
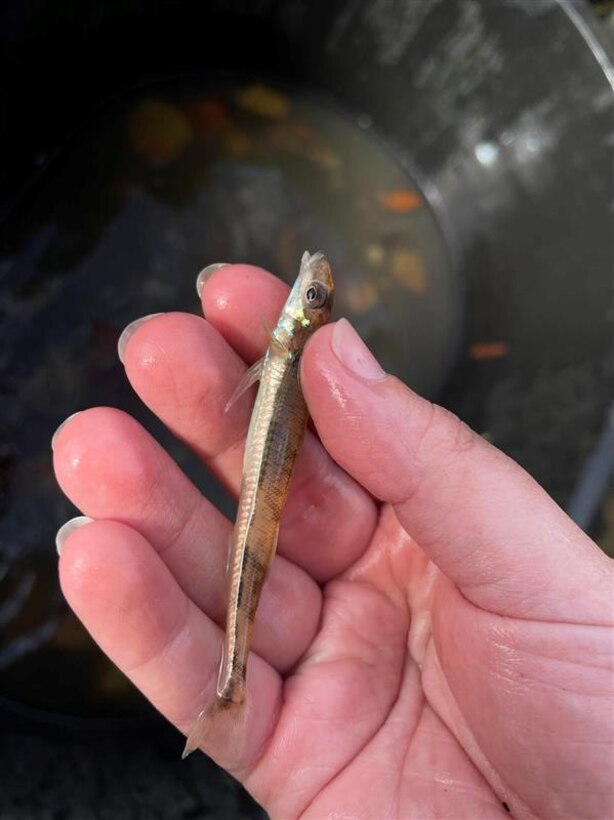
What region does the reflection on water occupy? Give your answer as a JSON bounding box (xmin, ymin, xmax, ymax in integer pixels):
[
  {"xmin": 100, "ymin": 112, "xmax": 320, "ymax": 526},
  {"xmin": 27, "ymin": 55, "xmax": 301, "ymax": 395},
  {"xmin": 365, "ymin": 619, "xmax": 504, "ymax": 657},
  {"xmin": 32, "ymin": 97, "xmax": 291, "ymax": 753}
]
[{"xmin": 0, "ymin": 80, "xmax": 458, "ymax": 717}]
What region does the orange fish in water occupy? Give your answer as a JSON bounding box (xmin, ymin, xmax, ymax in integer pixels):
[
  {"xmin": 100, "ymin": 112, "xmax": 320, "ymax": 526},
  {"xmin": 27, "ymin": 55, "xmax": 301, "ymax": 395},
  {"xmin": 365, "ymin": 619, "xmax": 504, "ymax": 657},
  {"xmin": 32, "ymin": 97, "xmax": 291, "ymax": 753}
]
[
  {"xmin": 391, "ymin": 249, "xmax": 427, "ymax": 294},
  {"xmin": 469, "ymin": 342, "xmax": 510, "ymax": 361},
  {"xmin": 128, "ymin": 100, "xmax": 193, "ymax": 165},
  {"xmin": 185, "ymin": 99, "xmax": 232, "ymax": 137},
  {"xmin": 236, "ymin": 84, "xmax": 290, "ymax": 120},
  {"xmin": 377, "ymin": 189, "xmax": 422, "ymax": 213},
  {"xmin": 269, "ymin": 121, "xmax": 342, "ymax": 170}
]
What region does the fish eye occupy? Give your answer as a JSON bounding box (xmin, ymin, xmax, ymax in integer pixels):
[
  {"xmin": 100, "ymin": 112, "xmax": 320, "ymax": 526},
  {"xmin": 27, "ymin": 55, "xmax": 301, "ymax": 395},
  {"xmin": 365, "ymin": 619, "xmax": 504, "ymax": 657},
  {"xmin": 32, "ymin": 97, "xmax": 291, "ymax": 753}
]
[{"xmin": 303, "ymin": 281, "xmax": 328, "ymax": 309}]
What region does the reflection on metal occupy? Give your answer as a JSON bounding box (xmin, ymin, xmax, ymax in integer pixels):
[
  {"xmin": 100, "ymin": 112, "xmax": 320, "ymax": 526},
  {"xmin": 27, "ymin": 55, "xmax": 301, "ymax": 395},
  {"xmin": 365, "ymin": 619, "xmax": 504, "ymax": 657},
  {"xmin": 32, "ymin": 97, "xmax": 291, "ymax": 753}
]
[
  {"xmin": 568, "ymin": 405, "xmax": 614, "ymax": 530},
  {"xmin": 562, "ymin": 0, "xmax": 614, "ymax": 89},
  {"xmin": 363, "ymin": 0, "xmax": 444, "ymax": 66},
  {"xmin": 474, "ymin": 141, "xmax": 500, "ymax": 167},
  {"xmin": 506, "ymin": 106, "xmax": 557, "ymax": 166}
]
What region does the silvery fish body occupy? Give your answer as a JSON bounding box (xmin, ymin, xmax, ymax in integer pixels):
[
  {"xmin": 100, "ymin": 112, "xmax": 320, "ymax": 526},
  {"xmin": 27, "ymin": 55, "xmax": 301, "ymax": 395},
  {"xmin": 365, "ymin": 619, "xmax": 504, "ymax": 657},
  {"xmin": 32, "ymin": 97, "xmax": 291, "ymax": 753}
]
[{"xmin": 183, "ymin": 251, "xmax": 335, "ymax": 758}]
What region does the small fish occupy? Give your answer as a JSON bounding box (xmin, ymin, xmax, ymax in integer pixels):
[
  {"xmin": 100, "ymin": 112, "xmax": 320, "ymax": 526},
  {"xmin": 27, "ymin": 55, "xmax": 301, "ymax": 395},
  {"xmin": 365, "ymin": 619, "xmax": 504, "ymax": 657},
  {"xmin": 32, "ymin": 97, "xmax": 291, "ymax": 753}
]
[
  {"xmin": 377, "ymin": 188, "xmax": 422, "ymax": 213},
  {"xmin": 183, "ymin": 251, "xmax": 335, "ymax": 758},
  {"xmin": 391, "ymin": 248, "xmax": 427, "ymax": 294},
  {"xmin": 128, "ymin": 100, "xmax": 193, "ymax": 165},
  {"xmin": 236, "ymin": 83, "xmax": 290, "ymax": 120},
  {"xmin": 469, "ymin": 341, "xmax": 509, "ymax": 361}
]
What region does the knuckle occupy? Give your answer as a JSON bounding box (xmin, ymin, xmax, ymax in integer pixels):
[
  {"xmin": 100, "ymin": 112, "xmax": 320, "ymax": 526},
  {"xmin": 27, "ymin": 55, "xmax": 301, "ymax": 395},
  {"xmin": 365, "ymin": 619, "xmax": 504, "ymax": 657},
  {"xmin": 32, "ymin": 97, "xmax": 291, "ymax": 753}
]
[{"xmin": 417, "ymin": 403, "xmax": 478, "ymax": 461}]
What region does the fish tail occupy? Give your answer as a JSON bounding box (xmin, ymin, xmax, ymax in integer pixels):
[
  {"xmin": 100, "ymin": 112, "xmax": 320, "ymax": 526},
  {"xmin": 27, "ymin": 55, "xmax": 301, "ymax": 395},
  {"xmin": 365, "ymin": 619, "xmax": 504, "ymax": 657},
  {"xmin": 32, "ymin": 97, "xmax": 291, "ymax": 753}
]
[{"xmin": 181, "ymin": 695, "xmax": 243, "ymax": 759}]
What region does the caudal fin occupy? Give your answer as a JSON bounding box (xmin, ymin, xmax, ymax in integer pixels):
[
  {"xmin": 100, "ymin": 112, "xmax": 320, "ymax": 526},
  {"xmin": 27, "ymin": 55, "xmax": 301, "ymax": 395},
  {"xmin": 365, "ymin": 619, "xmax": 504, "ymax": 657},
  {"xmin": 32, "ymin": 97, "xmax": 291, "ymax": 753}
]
[{"xmin": 181, "ymin": 696, "xmax": 242, "ymax": 759}]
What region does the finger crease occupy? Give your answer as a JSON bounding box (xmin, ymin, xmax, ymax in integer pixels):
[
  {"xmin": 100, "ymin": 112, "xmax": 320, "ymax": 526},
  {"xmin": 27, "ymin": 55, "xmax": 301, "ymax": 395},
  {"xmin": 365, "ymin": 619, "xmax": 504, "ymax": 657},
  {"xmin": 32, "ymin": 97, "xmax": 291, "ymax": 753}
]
[
  {"xmin": 123, "ymin": 594, "xmax": 191, "ymax": 678},
  {"xmin": 157, "ymin": 491, "xmax": 203, "ymax": 560}
]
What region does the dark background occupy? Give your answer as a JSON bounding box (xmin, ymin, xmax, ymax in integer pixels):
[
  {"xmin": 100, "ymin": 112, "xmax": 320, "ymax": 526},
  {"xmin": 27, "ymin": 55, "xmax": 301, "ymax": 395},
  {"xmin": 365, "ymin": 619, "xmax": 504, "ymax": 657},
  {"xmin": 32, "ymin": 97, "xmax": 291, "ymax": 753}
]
[{"xmin": 1, "ymin": 1, "xmax": 612, "ymax": 817}]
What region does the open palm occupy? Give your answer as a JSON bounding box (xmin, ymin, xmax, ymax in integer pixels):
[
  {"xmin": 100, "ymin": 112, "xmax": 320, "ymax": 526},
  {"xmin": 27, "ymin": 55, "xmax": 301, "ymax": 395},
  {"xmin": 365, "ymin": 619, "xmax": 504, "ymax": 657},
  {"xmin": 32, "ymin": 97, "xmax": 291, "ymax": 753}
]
[{"xmin": 53, "ymin": 264, "xmax": 613, "ymax": 819}]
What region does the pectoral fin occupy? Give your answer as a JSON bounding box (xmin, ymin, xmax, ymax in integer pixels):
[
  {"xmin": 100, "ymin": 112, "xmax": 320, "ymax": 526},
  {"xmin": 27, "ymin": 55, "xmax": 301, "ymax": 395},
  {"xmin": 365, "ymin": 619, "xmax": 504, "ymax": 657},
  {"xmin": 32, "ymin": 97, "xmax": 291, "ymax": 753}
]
[{"xmin": 224, "ymin": 358, "xmax": 264, "ymax": 413}]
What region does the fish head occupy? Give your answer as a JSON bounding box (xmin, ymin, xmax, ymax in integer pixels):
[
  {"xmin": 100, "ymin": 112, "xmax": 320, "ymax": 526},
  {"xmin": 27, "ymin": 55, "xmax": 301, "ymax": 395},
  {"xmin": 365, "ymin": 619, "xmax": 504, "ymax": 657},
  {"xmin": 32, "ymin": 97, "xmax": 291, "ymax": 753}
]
[{"xmin": 279, "ymin": 251, "xmax": 335, "ymax": 352}]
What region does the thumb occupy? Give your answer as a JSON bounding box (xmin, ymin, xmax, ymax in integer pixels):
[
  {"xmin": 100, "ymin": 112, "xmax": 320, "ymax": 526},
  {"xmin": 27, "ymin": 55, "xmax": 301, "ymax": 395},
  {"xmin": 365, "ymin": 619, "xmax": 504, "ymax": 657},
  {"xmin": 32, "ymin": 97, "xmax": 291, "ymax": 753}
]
[{"xmin": 302, "ymin": 319, "xmax": 612, "ymax": 625}]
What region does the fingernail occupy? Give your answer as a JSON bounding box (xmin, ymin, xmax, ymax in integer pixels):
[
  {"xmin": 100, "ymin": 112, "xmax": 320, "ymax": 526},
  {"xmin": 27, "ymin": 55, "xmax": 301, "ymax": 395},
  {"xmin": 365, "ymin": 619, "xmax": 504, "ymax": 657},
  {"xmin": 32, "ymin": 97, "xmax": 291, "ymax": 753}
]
[
  {"xmin": 331, "ymin": 318, "xmax": 386, "ymax": 380},
  {"xmin": 117, "ymin": 313, "xmax": 164, "ymax": 364},
  {"xmin": 196, "ymin": 263, "xmax": 229, "ymax": 298},
  {"xmin": 56, "ymin": 516, "xmax": 94, "ymax": 556},
  {"xmin": 51, "ymin": 411, "xmax": 82, "ymax": 451}
]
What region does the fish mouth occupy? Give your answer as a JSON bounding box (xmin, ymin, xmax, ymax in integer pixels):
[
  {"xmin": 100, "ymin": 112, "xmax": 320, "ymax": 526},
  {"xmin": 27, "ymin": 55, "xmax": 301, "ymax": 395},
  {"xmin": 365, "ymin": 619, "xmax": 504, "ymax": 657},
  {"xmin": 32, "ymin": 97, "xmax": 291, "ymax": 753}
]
[{"xmin": 299, "ymin": 249, "xmax": 334, "ymax": 293}]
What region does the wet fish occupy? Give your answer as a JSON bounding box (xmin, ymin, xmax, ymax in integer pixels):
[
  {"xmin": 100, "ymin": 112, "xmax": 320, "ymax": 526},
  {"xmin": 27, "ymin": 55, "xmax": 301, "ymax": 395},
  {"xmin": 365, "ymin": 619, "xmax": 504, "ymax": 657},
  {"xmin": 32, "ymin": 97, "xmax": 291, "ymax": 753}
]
[{"xmin": 183, "ymin": 250, "xmax": 335, "ymax": 757}]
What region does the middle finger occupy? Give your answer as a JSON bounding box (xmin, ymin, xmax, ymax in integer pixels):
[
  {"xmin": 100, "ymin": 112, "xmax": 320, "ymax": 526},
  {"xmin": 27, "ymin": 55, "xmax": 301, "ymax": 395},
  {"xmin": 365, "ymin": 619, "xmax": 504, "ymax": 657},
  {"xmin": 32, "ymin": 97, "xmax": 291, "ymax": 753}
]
[{"xmin": 53, "ymin": 407, "xmax": 321, "ymax": 672}]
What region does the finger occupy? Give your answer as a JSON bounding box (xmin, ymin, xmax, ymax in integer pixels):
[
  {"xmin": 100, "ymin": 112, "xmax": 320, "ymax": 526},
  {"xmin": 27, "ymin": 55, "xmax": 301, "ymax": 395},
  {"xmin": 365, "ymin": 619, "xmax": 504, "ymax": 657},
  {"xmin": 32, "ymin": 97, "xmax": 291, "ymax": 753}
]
[
  {"xmin": 58, "ymin": 518, "xmax": 280, "ymax": 776},
  {"xmin": 53, "ymin": 407, "xmax": 321, "ymax": 672},
  {"xmin": 120, "ymin": 306, "xmax": 377, "ymax": 582},
  {"xmin": 200, "ymin": 263, "xmax": 288, "ymax": 362},
  {"xmin": 301, "ymin": 319, "xmax": 614, "ymax": 624}
]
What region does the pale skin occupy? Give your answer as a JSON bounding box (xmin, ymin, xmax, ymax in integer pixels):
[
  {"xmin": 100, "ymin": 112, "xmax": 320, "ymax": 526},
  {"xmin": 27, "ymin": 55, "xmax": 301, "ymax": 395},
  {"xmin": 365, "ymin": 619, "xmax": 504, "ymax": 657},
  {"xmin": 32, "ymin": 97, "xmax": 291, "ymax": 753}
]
[{"xmin": 53, "ymin": 264, "xmax": 614, "ymax": 819}]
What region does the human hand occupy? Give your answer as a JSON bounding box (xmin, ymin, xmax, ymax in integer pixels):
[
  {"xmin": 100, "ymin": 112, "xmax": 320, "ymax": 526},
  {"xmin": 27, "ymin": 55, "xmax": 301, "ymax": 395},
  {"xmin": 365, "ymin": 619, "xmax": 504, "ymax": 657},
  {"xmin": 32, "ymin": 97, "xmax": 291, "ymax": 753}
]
[{"xmin": 52, "ymin": 264, "xmax": 614, "ymax": 819}]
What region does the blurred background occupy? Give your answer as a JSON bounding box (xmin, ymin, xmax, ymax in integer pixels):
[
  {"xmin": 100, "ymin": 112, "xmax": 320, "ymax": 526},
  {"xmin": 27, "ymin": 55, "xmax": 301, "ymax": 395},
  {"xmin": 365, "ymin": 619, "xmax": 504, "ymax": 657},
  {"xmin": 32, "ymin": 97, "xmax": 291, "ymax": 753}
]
[{"xmin": 0, "ymin": 0, "xmax": 612, "ymax": 817}]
